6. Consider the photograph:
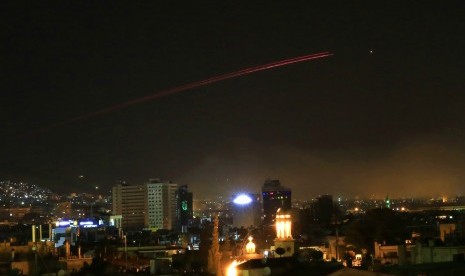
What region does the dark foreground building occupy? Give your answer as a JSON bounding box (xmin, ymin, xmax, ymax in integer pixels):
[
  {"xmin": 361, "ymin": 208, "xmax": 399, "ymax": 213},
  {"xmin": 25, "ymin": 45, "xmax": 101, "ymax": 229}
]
[
  {"xmin": 236, "ymin": 257, "xmax": 343, "ymax": 276},
  {"xmin": 176, "ymin": 185, "xmax": 193, "ymax": 233}
]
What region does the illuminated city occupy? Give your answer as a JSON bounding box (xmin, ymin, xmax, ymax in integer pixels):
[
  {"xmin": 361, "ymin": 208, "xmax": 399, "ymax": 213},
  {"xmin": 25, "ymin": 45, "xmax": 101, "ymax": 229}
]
[
  {"xmin": 2, "ymin": 1, "xmax": 465, "ymax": 275},
  {"xmin": 1, "ymin": 177, "xmax": 465, "ymax": 274}
]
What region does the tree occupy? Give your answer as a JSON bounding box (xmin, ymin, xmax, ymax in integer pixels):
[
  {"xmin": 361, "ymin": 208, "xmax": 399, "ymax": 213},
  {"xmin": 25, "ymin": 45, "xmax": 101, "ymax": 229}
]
[
  {"xmin": 7, "ymin": 268, "xmax": 22, "ymax": 276},
  {"xmin": 275, "ymin": 247, "xmax": 285, "ymax": 258},
  {"xmin": 309, "ymin": 249, "xmax": 324, "ymax": 261},
  {"xmin": 297, "ymin": 248, "xmax": 324, "ymax": 262},
  {"xmin": 345, "ymin": 208, "xmax": 409, "ymax": 252}
]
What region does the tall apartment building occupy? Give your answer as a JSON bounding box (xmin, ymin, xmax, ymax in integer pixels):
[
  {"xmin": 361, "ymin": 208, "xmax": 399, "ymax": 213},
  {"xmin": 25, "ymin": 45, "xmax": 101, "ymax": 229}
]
[
  {"xmin": 262, "ymin": 179, "xmax": 292, "ymax": 225},
  {"xmin": 112, "ymin": 183, "xmax": 146, "ymax": 230},
  {"xmin": 146, "ymin": 179, "xmax": 178, "ymax": 230},
  {"xmin": 112, "ymin": 179, "xmax": 178, "ymax": 230}
]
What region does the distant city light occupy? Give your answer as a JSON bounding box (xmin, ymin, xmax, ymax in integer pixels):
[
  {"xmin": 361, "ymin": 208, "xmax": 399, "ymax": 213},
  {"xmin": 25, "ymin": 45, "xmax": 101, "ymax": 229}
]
[{"xmin": 233, "ymin": 194, "xmax": 252, "ymax": 205}]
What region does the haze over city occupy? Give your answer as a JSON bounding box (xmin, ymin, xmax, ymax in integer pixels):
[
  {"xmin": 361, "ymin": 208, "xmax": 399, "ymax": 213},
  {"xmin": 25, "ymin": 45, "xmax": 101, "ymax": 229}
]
[{"xmin": 2, "ymin": 2, "xmax": 465, "ymax": 199}]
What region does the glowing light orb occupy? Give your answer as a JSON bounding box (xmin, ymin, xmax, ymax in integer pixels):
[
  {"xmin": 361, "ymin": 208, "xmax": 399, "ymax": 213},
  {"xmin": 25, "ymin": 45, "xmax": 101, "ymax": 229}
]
[{"xmin": 233, "ymin": 194, "xmax": 252, "ymax": 205}]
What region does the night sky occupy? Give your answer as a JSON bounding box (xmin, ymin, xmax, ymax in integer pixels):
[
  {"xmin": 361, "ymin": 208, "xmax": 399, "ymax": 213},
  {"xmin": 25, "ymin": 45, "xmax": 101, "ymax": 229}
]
[{"xmin": 2, "ymin": 2, "xmax": 465, "ymax": 199}]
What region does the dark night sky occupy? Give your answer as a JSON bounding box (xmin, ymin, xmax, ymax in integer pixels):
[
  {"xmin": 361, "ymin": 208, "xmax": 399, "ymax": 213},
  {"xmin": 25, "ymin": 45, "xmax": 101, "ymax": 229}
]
[{"xmin": 2, "ymin": 2, "xmax": 465, "ymax": 199}]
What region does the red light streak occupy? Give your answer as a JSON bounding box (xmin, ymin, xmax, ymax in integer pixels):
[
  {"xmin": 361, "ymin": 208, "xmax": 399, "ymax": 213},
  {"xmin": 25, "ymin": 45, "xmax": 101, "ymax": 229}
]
[{"xmin": 36, "ymin": 51, "xmax": 333, "ymax": 133}]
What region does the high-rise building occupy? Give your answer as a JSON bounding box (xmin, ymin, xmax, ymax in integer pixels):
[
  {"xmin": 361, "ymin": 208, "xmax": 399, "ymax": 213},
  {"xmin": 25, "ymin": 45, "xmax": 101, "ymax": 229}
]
[
  {"xmin": 261, "ymin": 179, "xmax": 291, "ymax": 225},
  {"xmin": 112, "ymin": 179, "xmax": 178, "ymax": 230},
  {"xmin": 231, "ymin": 193, "xmax": 261, "ymax": 228},
  {"xmin": 176, "ymin": 185, "xmax": 193, "ymax": 233},
  {"xmin": 112, "ymin": 182, "xmax": 146, "ymax": 230},
  {"xmin": 146, "ymin": 179, "xmax": 178, "ymax": 231}
]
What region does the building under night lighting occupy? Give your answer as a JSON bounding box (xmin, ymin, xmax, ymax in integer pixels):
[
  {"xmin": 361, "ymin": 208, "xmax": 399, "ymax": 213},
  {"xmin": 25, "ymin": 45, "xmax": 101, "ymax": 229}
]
[
  {"xmin": 112, "ymin": 183, "xmax": 146, "ymax": 229},
  {"xmin": 262, "ymin": 179, "xmax": 291, "ymax": 225},
  {"xmin": 112, "ymin": 179, "xmax": 178, "ymax": 230},
  {"xmin": 146, "ymin": 179, "xmax": 178, "ymax": 231}
]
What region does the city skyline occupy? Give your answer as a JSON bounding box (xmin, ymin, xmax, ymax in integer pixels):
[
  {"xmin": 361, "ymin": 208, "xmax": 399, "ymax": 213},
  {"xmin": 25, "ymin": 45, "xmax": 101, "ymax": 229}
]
[{"xmin": 2, "ymin": 2, "xmax": 465, "ymax": 199}]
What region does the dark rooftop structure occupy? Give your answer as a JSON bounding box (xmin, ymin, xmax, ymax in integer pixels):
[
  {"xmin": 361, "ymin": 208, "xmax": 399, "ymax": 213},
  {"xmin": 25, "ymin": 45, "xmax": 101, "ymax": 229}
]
[{"xmin": 236, "ymin": 257, "xmax": 343, "ymax": 275}]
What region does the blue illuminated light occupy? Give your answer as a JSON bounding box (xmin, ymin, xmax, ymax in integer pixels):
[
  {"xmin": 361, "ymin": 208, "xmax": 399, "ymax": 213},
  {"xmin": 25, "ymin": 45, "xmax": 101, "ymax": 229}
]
[
  {"xmin": 233, "ymin": 194, "xmax": 252, "ymax": 205},
  {"xmin": 57, "ymin": 221, "xmax": 70, "ymax": 227},
  {"xmin": 79, "ymin": 221, "xmax": 97, "ymax": 227}
]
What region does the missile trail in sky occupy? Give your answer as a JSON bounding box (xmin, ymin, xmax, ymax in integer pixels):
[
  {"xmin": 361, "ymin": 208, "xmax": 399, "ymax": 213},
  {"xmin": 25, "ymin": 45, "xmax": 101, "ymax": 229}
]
[{"xmin": 38, "ymin": 51, "xmax": 333, "ymax": 133}]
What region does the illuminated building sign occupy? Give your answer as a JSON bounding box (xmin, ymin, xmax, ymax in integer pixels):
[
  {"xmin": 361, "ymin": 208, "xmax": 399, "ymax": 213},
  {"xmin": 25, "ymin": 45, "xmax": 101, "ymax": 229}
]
[
  {"xmin": 56, "ymin": 219, "xmax": 99, "ymax": 228},
  {"xmin": 79, "ymin": 220, "xmax": 97, "ymax": 228},
  {"xmin": 82, "ymin": 224, "xmax": 97, "ymax": 228},
  {"xmin": 55, "ymin": 220, "xmax": 78, "ymax": 227},
  {"xmin": 57, "ymin": 221, "xmax": 70, "ymax": 227}
]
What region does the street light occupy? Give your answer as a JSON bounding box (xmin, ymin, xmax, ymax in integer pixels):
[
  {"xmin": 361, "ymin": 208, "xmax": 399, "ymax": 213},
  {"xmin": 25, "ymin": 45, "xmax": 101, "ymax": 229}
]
[
  {"xmin": 123, "ymin": 234, "xmax": 128, "ymax": 270},
  {"xmin": 32, "ymin": 243, "xmax": 38, "ymax": 275}
]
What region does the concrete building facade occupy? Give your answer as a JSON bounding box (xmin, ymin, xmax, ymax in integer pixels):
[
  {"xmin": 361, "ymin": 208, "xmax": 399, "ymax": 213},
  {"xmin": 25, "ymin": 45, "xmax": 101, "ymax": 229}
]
[
  {"xmin": 112, "ymin": 183, "xmax": 146, "ymax": 230},
  {"xmin": 112, "ymin": 179, "xmax": 178, "ymax": 230},
  {"xmin": 146, "ymin": 179, "xmax": 178, "ymax": 230}
]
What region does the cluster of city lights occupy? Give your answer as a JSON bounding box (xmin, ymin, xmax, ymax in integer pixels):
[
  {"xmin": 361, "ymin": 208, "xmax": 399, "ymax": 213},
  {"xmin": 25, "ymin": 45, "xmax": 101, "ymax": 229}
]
[{"xmin": 0, "ymin": 180, "xmax": 53, "ymax": 206}]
